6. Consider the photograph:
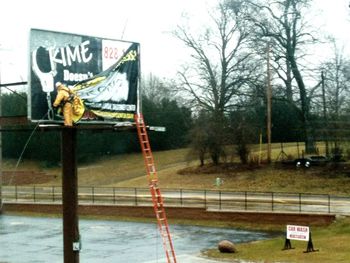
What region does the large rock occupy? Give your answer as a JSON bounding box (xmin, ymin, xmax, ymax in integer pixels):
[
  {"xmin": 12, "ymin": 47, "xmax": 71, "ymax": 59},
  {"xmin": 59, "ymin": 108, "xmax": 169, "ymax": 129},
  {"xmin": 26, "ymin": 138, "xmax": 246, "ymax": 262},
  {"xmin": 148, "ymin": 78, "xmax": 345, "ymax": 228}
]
[{"xmin": 218, "ymin": 240, "xmax": 237, "ymax": 253}]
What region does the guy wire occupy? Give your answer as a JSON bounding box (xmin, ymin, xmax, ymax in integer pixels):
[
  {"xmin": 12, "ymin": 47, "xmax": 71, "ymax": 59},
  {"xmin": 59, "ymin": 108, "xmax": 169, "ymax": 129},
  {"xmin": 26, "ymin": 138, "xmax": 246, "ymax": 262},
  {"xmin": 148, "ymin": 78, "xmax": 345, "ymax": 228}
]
[{"xmin": 1, "ymin": 112, "xmax": 48, "ymax": 210}]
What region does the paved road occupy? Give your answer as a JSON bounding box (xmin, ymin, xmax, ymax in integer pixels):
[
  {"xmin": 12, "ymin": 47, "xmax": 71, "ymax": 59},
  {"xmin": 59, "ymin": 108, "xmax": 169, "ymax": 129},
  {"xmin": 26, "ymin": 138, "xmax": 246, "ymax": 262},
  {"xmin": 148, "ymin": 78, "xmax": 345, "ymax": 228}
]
[{"xmin": 2, "ymin": 185, "xmax": 350, "ymax": 215}]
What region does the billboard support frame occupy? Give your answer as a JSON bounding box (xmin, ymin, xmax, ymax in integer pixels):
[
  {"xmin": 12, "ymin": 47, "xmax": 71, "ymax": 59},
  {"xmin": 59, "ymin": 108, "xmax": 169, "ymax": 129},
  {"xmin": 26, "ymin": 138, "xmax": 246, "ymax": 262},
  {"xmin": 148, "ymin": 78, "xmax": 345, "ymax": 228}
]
[{"xmin": 61, "ymin": 127, "xmax": 80, "ymax": 263}]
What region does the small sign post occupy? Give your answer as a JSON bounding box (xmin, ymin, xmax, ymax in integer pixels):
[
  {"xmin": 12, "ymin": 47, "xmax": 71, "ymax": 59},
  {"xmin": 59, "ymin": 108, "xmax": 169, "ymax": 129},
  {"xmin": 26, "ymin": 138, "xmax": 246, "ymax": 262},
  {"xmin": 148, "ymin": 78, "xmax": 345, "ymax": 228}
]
[
  {"xmin": 303, "ymin": 232, "xmax": 318, "ymax": 253},
  {"xmin": 282, "ymin": 238, "xmax": 294, "ymax": 250},
  {"xmin": 283, "ymin": 225, "xmax": 318, "ymax": 253}
]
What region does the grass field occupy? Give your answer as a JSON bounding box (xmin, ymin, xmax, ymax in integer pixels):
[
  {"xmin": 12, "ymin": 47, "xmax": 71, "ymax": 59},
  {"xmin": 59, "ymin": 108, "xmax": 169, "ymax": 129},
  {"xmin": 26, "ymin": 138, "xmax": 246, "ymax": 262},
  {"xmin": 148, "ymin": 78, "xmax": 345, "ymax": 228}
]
[
  {"xmin": 4, "ymin": 143, "xmax": 350, "ymax": 195},
  {"xmin": 3, "ymin": 143, "xmax": 350, "ymax": 262},
  {"xmin": 203, "ymin": 216, "xmax": 350, "ymax": 263}
]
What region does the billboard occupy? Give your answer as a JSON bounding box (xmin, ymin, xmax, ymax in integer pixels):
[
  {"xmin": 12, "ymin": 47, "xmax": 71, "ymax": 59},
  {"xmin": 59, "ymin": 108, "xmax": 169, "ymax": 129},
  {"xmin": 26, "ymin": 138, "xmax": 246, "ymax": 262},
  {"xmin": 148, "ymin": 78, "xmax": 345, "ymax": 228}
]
[{"xmin": 28, "ymin": 28, "xmax": 140, "ymax": 125}]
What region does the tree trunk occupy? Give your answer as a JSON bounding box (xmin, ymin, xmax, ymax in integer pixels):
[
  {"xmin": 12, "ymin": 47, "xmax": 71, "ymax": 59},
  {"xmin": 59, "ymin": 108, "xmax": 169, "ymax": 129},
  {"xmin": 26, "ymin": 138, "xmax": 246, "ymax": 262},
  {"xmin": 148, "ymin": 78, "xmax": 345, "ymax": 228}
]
[
  {"xmin": 286, "ymin": 61, "xmax": 293, "ymax": 103},
  {"xmin": 209, "ymin": 110, "xmax": 226, "ymax": 165},
  {"xmin": 289, "ymin": 56, "xmax": 316, "ymax": 154},
  {"xmin": 199, "ymin": 149, "xmax": 205, "ymax": 166}
]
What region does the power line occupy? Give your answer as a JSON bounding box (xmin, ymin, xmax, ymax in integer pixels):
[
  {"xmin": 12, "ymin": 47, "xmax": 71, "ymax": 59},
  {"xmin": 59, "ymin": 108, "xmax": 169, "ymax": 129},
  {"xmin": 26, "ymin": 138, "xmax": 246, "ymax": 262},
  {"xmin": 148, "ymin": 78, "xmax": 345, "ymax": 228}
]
[{"xmin": 0, "ymin": 81, "xmax": 27, "ymax": 87}]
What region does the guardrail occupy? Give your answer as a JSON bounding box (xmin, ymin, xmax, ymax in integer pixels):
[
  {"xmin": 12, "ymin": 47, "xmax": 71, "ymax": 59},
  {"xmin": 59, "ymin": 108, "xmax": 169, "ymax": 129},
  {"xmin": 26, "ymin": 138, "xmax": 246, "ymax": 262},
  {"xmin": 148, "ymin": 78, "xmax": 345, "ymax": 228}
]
[{"xmin": 2, "ymin": 185, "xmax": 350, "ymax": 215}]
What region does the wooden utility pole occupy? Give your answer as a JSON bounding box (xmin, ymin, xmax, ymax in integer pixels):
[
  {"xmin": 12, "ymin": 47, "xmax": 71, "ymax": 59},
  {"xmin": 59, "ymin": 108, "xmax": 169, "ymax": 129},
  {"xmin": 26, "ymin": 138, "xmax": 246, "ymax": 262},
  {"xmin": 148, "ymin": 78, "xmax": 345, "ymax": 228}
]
[
  {"xmin": 62, "ymin": 127, "xmax": 80, "ymax": 263},
  {"xmin": 266, "ymin": 42, "xmax": 272, "ymax": 163},
  {"xmin": 0, "ymin": 70, "xmax": 2, "ymax": 212},
  {"xmin": 321, "ymin": 71, "xmax": 329, "ymax": 157}
]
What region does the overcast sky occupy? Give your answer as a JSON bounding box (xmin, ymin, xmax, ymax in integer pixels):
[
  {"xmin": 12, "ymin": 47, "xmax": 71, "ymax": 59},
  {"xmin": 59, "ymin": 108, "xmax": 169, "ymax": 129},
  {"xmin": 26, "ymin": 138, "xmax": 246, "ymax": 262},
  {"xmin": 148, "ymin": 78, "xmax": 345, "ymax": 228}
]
[
  {"xmin": 0, "ymin": 0, "xmax": 216, "ymax": 85},
  {"xmin": 0, "ymin": 0, "xmax": 349, "ymax": 85}
]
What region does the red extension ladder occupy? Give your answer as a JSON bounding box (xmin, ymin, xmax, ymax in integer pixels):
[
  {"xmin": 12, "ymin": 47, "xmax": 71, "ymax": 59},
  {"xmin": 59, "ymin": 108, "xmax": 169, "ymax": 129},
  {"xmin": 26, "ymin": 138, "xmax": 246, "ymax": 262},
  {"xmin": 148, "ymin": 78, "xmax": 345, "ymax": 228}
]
[{"xmin": 134, "ymin": 113, "xmax": 177, "ymax": 263}]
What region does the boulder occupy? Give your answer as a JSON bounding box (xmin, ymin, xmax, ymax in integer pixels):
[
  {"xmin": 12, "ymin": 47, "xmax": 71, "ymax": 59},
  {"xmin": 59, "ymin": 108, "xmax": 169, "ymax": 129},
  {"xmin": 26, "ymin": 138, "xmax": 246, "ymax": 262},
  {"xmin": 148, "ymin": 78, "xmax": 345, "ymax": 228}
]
[{"xmin": 218, "ymin": 240, "xmax": 237, "ymax": 253}]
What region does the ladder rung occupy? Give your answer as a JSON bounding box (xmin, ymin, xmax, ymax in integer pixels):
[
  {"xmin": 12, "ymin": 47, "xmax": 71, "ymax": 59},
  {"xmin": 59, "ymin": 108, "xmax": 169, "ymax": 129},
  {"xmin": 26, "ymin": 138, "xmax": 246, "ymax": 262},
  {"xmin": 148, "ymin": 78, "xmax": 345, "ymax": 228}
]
[
  {"xmin": 153, "ymin": 192, "xmax": 160, "ymax": 197},
  {"xmin": 161, "ymin": 234, "xmax": 169, "ymax": 239},
  {"xmin": 135, "ymin": 113, "xmax": 177, "ymax": 262}
]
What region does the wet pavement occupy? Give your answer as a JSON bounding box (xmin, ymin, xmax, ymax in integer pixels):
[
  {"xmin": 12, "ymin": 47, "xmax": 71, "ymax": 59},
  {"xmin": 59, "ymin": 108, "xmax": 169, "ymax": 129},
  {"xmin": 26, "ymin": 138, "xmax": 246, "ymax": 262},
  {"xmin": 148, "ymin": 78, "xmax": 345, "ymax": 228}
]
[{"xmin": 0, "ymin": 215, "xmax": 270, "ymax": 262}]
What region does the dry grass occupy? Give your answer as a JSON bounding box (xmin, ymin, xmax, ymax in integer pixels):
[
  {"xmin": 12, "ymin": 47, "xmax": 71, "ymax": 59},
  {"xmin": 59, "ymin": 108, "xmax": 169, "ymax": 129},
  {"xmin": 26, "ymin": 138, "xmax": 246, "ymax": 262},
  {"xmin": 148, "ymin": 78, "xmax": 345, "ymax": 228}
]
[
  {"xmin": 204, "ymin": 216, "xmax": 350, "ymax": 263},
  {"xmin": 3, "ymin": 144, "xmax": 350, "ymax": 196},
  {"xmin": 2, "ymin": 148, "xmax": 195, "ymax": 187},
  {"xmin": 3, "ymin": 143, "xmax": 350, "ymax": 263}
]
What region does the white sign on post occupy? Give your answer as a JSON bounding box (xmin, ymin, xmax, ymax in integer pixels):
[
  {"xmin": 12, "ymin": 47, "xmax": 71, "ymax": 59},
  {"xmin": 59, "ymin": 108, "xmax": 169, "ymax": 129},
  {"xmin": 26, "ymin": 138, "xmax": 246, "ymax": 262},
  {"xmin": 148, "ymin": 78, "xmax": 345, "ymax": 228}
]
[{"xmin": 286, "ymin": 225, "xmax": 310, "ymax": 241}]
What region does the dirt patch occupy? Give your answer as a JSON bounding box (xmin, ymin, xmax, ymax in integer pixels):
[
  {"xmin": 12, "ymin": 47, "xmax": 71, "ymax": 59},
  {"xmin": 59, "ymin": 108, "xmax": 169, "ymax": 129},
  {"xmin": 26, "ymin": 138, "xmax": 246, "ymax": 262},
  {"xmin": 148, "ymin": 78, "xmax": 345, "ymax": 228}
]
[
  {"xmin": 2, "ymin": 171, "xmax": 57, "ymax": 185},
  {"xmin": 177, "ymin": 163, "xmax": 262, "ymax": 175},
  {"xmin": 178, "ymin": 162, "xmax": 350, "ymax": 177}
]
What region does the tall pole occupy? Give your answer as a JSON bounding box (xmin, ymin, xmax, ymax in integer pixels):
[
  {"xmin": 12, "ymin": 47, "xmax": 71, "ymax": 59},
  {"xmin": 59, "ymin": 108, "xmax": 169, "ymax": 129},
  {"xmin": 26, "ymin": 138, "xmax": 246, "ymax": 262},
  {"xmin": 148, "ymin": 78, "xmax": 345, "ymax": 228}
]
[
  {"xmin": 266, "ymin": 42, "xmax": 272, "ymax": 163},
  {"xmin": 321, "ymin": 71, "xmax": 329, "ymax": 157},
  {"xmin": 0, "ymin": 65, "xmax": 2, "ymax": 212},
  {"xmin": 62, "ymin": 127, "xmax": 80, "ymax": 263}
]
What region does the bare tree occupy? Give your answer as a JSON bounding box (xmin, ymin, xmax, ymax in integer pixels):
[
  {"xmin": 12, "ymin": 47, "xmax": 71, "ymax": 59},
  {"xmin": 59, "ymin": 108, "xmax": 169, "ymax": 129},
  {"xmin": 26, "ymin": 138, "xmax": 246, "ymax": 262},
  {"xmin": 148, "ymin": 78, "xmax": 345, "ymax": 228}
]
[
  {"xmin": 320, "ymin": 40, "xmax": 350, "ymax": 150},
  {"xmin": 243, "ymin": 0, "xmax": 319, "ymax": 153},
  {"xmin": 322, "ymin": 43, "xmax": 350, "ymax": 119},
  {"xmin": 173, "ymin": 0, "xmax": 261, "ymax": 164},
  {"xmin": 141, "ymin": 73, "xmax": 173, "ymax": 103}
]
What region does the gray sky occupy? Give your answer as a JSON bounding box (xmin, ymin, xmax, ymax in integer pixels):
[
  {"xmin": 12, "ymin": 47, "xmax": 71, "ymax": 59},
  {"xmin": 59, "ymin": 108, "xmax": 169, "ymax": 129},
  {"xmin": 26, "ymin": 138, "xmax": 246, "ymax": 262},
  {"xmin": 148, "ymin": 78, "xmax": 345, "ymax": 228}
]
[
  {"xmin": 0, "ymin": 0, "xmax": 215, "ymax": 85},
  {"xmin": 0, "ymin": 0, "xmax": 349, "ymax": 86}
]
